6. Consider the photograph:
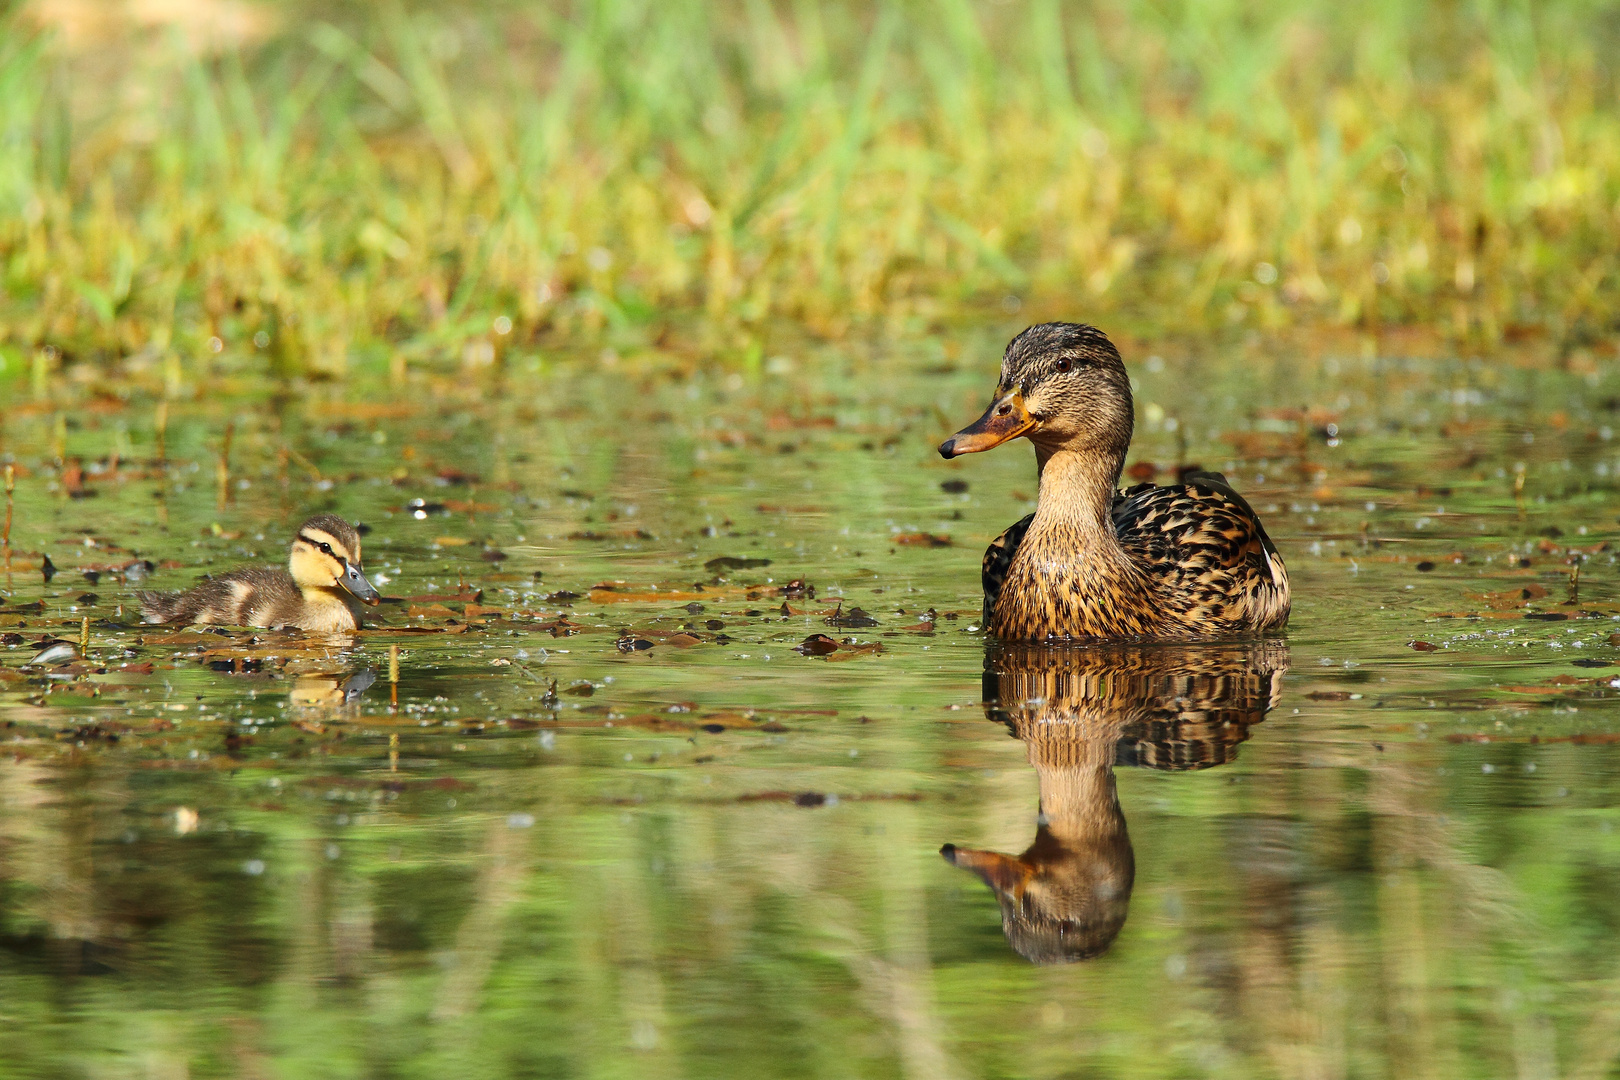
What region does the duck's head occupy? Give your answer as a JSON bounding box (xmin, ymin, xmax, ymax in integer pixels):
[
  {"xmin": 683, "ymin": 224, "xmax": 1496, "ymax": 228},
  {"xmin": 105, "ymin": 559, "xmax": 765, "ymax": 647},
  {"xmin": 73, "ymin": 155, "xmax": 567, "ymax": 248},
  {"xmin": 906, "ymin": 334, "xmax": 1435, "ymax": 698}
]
[
  {"xmin": 288, "ymin": 515, "xmax": 381, "ymax": 605},
  {"xmin": 938, "ymin": 323, "xmax": 1132, "ymax": 460},
  {"xmin": 941, "ymin": 828, "xmax": 1133, "ymax": 965}
]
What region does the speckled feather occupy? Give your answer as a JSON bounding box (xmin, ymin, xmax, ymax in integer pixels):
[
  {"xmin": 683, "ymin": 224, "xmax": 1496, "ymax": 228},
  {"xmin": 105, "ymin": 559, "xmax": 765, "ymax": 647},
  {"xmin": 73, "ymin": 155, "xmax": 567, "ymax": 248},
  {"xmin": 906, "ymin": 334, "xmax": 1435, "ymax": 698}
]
[
  {"xmin": 983, "ymin": 472, "xmax": 1289, "ymax": 640},
  {"xmin": 137, "ymin": 567, "xmax": 311, "ymax": 628}
]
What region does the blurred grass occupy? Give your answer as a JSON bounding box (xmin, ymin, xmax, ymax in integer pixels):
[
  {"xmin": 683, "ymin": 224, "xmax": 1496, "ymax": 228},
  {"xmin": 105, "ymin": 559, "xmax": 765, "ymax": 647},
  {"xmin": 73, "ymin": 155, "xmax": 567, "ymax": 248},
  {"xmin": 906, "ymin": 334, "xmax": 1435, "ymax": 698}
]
[{"xmin": 1, "ymin": 0, "xmax": 1618, "ymax": 387}]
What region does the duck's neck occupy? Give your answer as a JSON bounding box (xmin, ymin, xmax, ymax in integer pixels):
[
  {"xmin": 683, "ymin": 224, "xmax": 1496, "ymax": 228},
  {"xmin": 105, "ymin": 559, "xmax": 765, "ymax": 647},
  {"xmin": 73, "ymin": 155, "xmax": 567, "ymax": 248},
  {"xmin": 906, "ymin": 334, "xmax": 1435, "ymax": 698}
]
[
  {"xmin": 1029, "ymin": 446, "xmax": 1128, "ymax": 553},
  {"xmin": 1033, "ymin": 743, "xmax": 1124, "ymax": 847},
  {"xmin": 300, "ymin": 584, "xmax": 359, "ymax": 621}
]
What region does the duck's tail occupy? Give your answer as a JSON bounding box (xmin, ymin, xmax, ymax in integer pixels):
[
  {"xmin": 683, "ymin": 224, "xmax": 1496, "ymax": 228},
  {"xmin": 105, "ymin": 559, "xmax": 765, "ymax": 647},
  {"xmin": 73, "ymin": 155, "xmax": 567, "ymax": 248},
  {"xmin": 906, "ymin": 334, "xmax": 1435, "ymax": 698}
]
[{"xmin": 134, "ymin": 590, "xmax": 184, "ymax": 624}]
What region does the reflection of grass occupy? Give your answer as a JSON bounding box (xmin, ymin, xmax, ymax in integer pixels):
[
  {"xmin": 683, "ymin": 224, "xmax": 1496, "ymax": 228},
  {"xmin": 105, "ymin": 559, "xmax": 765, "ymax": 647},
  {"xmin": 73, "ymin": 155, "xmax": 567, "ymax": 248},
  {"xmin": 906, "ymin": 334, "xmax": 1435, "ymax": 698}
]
[{"xmin": 0, "ymin": 1, "xmax": 1616, "ymax": 385}]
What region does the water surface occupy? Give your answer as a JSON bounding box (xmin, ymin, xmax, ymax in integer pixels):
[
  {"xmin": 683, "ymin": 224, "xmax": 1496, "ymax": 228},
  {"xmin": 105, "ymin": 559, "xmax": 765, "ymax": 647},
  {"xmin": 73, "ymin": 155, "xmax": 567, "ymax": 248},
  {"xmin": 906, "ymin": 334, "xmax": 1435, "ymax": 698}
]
[{"xmin": 3, "ymin": 337, "xmax": 1620, "ymax": 1078}]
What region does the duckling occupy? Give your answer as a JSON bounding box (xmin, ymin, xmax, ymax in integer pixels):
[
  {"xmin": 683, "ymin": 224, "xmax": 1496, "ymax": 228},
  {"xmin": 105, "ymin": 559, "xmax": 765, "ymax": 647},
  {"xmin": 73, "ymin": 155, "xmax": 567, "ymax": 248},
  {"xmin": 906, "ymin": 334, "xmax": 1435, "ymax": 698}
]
[
  {"xmin": 137, "ymin": 515, "xmax": 381, "ymax": 632},
  {"xmin": 939, "ymin": 323, "xmax": 1289, "ymax": 641}
]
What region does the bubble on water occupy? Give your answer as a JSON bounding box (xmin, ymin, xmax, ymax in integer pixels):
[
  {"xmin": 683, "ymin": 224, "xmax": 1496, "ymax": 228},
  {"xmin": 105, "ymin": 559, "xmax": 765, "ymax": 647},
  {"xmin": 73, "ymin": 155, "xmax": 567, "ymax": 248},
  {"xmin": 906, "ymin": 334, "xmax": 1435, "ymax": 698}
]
[
  {"xmin": 244, "ymin": 860, "xmax": 266, "ymax": 876},
  {"xmin": 507, "ymin": 813, "xmax": 535, "ymax": 829}
]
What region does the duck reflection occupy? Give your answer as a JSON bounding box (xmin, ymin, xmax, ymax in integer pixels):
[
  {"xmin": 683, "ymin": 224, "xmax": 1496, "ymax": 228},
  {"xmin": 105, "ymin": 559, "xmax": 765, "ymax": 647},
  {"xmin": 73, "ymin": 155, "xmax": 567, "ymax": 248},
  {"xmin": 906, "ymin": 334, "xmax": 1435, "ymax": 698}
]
[
  {"xmin": 942, "ymin": 641, "xmax": 1287, "ymax": 965},
  {"xmin": 289, "ymin": 667, "xmax": 377, "ymax": 710}
]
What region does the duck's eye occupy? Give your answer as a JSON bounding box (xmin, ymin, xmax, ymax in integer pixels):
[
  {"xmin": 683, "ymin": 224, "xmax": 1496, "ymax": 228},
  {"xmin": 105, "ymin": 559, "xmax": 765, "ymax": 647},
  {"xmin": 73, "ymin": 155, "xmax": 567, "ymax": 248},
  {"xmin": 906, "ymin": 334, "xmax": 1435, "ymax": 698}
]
[
  {"xmin": 1054, "ymin": 357, "xmax": 1073, "ymax": 374},
  {"xmin": 318, "ymin": 542, "xmax": 333, "ymax": 555}
]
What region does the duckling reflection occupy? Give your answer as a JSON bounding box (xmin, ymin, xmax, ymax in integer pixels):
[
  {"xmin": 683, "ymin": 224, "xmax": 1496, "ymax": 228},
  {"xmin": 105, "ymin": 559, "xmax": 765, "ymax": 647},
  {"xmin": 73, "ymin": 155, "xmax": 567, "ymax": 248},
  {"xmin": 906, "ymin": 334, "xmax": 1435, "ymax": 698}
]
[
  {"xmin": 943, "ymin": 641, "xmax": 1287, "ymax": 965},
  {"xmin": 289, "ymin": 667, "xmax": 376, "ymax": 711}
]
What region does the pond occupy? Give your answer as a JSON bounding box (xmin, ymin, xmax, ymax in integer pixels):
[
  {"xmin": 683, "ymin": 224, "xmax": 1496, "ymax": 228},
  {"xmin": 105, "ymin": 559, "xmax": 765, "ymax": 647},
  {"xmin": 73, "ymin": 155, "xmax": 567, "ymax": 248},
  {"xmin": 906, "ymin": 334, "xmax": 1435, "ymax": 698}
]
[{"xmin": 3, "ymin": 330, "xmax": 1620, "ymax": 1078}]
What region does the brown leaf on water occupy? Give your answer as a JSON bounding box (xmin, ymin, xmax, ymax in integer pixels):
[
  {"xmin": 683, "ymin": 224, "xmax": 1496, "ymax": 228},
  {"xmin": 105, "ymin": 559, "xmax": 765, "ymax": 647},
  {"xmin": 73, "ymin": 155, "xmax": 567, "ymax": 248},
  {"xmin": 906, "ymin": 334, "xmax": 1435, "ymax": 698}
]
[
  {"xmin": 464, "ymin": 604, "xmax": 507, "ymax": 620},
  {"xmin": 1473, "ymin": 583, "xmax": 1549, "ymax": 609},
  {"xmin": 696, "ymin": 711, "xmax": 759, "ymax": 731},
  {"xmin": 666, "ymin": 633, "xmax": 702, "ymax": 648},
  {"xmin": 894, "ymin": 532, "xmax": 952, "ymax": 547},
  {"xmin": 591, "ymin": 587, "xmax": 707, "ymax": 603},
  {"xmin": 534, "ymin": 618, "xmax": 582, "ymax": 636},
  {"xmin": 1494, "ymin": 673, "xmax": 1599, "ymax": 696},
  {"xmin": 825, "ymin": 641, "xmax": 883, "ymax": 661},
  {"xmin": 1409, "ymin": 640, "xmax": 1439, "ymax": 651},
  {"xmin": 407, "ymin": 603, "xmax": 458, "ymax": 619},
  {"xmin": 795, "ymin": 634, "xmax": 839, "ymax": 656}
]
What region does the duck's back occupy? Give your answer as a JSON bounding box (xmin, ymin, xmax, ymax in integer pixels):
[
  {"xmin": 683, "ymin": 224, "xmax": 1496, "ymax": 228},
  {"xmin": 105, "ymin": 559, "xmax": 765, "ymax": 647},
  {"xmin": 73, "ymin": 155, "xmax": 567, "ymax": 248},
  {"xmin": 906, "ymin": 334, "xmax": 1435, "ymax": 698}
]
[
  {"xmin": 982, "ymin": 472, "xmax": 1289, "ymax": 637},
  {"xmin": 1110, "ymin": 472, "xmax": 1289, "ymax": 633},
  {"xmin": 138, "ymin": 567, "xmax": 305, "ymax": 628}
]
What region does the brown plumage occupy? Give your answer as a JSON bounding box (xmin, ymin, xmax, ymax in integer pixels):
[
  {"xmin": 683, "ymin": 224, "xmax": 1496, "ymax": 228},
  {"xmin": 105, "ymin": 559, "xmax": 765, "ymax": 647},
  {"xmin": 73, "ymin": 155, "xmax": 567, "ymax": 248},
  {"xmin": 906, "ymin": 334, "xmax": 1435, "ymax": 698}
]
[
  {"xmin": 136, "ymin": 514, "xmax": 381, "ymax": 633},
  {"xmin": 942, "ymin": 640, "xmax": 1286, "ymax": 964},
  {"xmin": 940, "ymin": 323, "xmax": 1289, "ymax": 641}
]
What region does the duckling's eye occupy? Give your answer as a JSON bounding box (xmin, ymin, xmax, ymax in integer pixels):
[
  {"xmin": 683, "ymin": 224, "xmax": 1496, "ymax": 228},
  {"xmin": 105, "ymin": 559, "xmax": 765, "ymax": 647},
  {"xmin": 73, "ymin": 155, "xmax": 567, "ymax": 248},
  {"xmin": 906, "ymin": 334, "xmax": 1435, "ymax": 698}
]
[
  {"xmin": 1054, "ymin": 357, "xmax": 1073, "ymax": 374},
  {"xmin": 318, "ymin": 542, "xmax": 334, "ymax": 556}
]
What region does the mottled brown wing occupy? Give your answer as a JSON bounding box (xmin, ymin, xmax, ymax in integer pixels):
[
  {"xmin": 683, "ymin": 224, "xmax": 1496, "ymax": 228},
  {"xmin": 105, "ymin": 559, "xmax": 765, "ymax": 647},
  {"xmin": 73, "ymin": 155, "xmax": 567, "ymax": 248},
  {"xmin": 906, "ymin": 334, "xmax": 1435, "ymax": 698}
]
[
  {"xmin": 1111, "ymin": 472, "xmax": 1289, "ymax": 632},
  {"xmin": 981, "ymin": 513, "xmax": 1035, "ymax": 622}
]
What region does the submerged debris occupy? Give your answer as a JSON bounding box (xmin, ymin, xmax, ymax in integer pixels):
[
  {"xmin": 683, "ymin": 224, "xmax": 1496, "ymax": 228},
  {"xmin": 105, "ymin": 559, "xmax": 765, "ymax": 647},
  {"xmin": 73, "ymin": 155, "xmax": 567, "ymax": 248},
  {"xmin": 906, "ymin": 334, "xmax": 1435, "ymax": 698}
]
[
  {"xmin": 705, "ymin": 556, "xmax": 771, "ymax": 572},
  {"xmin": 824, "ymin": 603, "xmax": 879, "ymax": 628}
]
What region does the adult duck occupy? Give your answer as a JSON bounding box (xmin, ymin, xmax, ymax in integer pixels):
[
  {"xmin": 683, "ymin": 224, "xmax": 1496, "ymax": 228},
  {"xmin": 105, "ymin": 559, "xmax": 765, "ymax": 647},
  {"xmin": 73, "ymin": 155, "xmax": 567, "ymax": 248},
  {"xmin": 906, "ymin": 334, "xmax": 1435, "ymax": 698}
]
[{"xmin": 938, "ymin": 323, "xmax": 1289, "ymax": 641}]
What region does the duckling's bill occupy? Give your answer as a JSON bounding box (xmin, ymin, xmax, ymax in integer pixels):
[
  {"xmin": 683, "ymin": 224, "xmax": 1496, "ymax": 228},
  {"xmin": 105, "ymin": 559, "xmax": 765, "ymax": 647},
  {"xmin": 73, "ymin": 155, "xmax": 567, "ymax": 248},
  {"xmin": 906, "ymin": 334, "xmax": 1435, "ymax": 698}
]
[
  {"xmin": 339, "ymin": 562, "xmax": 382, "ymax": 605},
  {"xmin": 938, "ymin": 389, "xmax": 1035, "ymax": 458}
]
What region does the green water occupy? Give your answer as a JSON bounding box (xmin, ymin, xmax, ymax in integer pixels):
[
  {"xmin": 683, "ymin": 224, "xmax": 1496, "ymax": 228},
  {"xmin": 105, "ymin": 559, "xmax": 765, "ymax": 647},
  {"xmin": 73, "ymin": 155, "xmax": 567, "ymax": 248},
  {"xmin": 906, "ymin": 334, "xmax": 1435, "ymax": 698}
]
[{"xmin": 4, "ymin": 336, "xmax": 1620, "ymax": 1078}]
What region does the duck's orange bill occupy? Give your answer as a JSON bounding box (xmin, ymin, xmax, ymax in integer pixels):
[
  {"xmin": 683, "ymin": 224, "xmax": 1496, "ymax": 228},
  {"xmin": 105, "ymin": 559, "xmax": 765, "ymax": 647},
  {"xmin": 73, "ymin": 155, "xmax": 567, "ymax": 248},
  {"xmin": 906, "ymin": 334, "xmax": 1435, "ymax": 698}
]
[
  {"xmin": 938, "ymin": 389, "xmax": 1035, "ymax": 459},
  {"xmin": 940, "ymin": 843, "xmax": 1034, "ymax": 899}
]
